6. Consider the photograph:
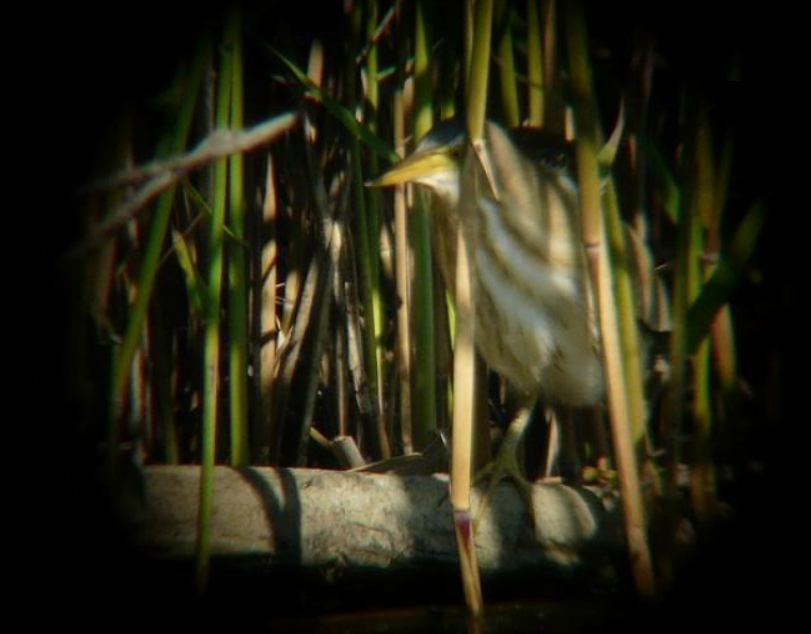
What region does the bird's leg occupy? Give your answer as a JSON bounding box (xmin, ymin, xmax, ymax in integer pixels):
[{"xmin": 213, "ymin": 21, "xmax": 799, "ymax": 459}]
[
  {"xmin": 541, "ymin": 407, "xmax": 561, "ymax": 479},
  {"xmin": 473, "ymin": 403, "xmax": 536, "ymax": 531},
  {"xmin": 542, "ymin": 407, "xmax": 581, "ymax": 481}
]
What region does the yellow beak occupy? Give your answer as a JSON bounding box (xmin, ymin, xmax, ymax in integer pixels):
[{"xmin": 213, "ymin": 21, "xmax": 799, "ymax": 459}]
[{"xmin": 366, "ymin": 150, "xmax": 458, "ymax": 188}]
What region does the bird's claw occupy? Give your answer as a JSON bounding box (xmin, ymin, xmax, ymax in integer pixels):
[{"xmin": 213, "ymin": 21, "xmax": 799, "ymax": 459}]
[{"xmin": 473, "ymin": 411, "xmax": 538, "ymax": 536}]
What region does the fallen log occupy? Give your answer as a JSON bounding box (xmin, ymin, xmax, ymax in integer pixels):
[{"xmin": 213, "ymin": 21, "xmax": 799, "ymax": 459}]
[{"xmin": 124, "ymin": 466, "xmax": 622, "ymax": 584}]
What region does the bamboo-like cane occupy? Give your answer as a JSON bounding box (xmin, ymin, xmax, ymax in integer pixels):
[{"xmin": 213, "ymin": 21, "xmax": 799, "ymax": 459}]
[
  {"xmin": 564, "ymin": 0, "xmax": 656, "ymax": 597},
  {"xmin": 449, "ymin": 222, "xmax": 483, "ymax": 618},
  {"xmin": 450, "ymin": 0, "xmax": 494, "ymax": 620}
]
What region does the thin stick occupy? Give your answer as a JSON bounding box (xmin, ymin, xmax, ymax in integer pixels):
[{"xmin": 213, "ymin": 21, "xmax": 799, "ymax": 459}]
[{"xmin": 73, "ymin": 113, "xmax": 298, "ymax": 257}]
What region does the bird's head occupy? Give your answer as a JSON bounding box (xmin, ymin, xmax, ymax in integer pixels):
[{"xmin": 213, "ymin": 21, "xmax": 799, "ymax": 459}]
[{"xmin": 366, "ymin": 119, "xmax": 465, "ymax": 207}]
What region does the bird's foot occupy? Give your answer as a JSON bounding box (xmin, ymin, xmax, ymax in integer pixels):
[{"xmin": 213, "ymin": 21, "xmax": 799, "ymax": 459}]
[{"xmin": 473, "ymin": 408, "xmax": 537, "ymax": 535}]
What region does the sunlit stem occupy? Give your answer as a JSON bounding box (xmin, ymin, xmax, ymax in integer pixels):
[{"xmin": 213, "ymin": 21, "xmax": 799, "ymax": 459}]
[
  {"xmin": 565, "ymin": 0, "xmax": 655, "ymax": 598},
  {"xmin": 450, "ymin": 226, "xmax": 483, "ymax": 619}
]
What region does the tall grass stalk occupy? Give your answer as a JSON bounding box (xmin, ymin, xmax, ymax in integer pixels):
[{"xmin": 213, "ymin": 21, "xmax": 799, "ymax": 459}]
[
  {"xmin": 688, "ymin": 103, "xmax": 717, "ymax": 524},
  {"xmin": 364, "ymin": 0, "xmax": 389, "ymax": 456},
  {"xmin": 259, "ymin": 155, "xmax": 279, "ymax": 463},
  {"xmin": 564, "ymin": 0, "xmax": 655, "ymax": 597},
  {"xmin": 410, "ymin": 0, "xmax": 437, "ymax": 451},
  {"xmin": 196, "ymin": 26, "xmax": 233, "ymax": 593},
  {"xmin": 450, "ymin": 0, "xmax": 495, "ymax": 620},
  {"xmin": 227, "ymin": 8, "xmax": 249, "ymax": 468},
  {"xmin": 348, "ymin": 0, "xmax": 387, "ymax": 458},
  {"xmin": 392, "ymin": 18, "xmax": 413, "ymax": 451}
]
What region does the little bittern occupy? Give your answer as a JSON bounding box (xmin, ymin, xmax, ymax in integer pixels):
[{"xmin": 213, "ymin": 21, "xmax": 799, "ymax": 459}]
[{"xmin": 369, "ymin": 119, "xmax": 604, "ymax": 510}]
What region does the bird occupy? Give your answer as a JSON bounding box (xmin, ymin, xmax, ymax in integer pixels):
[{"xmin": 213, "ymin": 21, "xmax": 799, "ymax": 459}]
[{"xmin": 368, "ymin": 118, "xmax": 605, "ymax": 519}]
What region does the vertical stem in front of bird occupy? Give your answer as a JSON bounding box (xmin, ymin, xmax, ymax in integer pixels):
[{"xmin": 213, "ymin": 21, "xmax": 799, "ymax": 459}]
[
  {"xmin": 450, "ymin": 224, "xmax": 482, "ymax": 618},
  {"xmin": 565, "ymin": 0, "xmax": 656, "ymax": 598},
  {"xmin": 452, "ymin": 0, "xmax": 493, "ymax": 620}
]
